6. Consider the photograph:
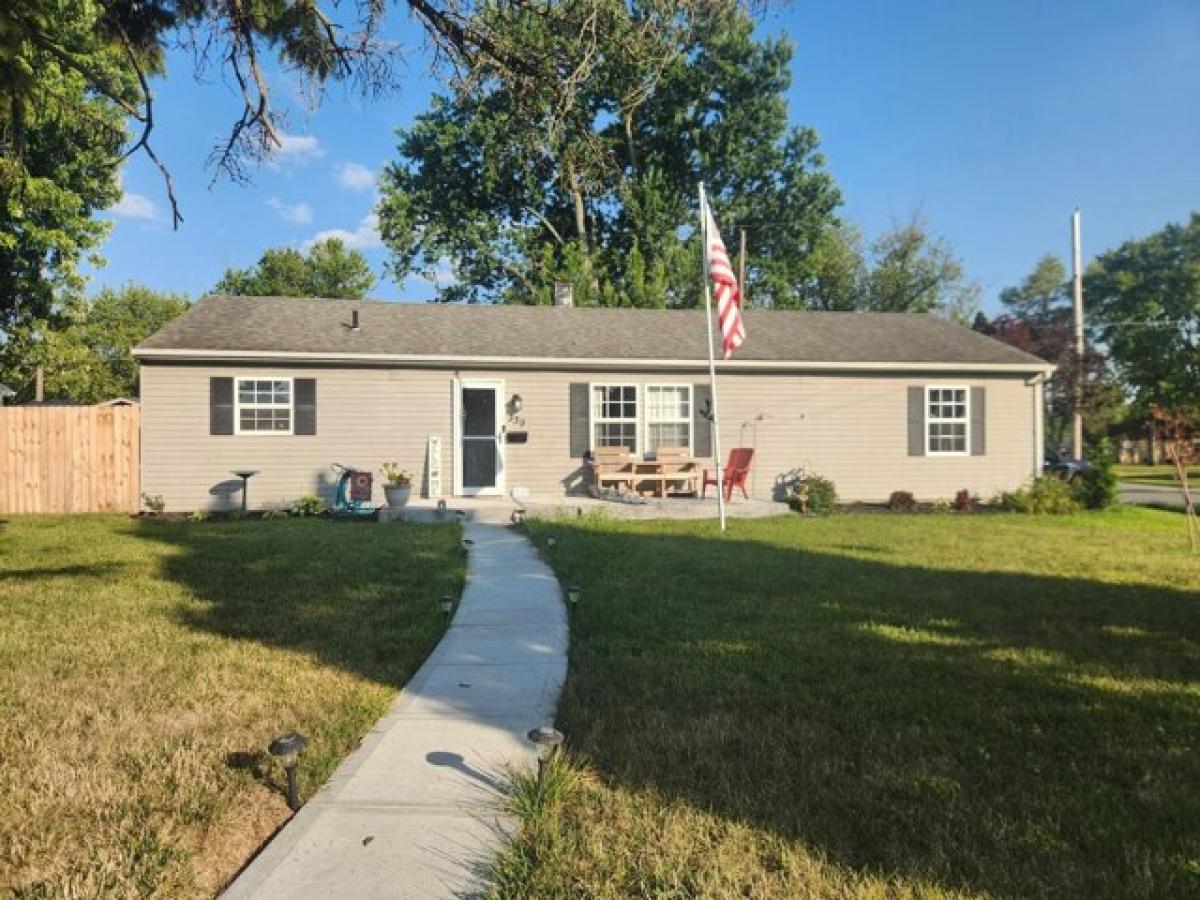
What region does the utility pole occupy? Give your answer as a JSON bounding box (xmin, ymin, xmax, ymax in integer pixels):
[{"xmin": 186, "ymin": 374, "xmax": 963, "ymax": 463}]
[
  {"xmin": 1071, "ymin": 209, "xmax": 1085, "ymax": 460},
  {"xmin": 738, "ymin": 228, "xmax": 747, "ymax": 308}
]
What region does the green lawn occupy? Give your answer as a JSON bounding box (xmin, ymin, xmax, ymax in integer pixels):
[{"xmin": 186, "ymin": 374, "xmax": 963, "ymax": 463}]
[
  {"xmin": 0, "ymin": 515, "xmax": 462, "ymax": 898},
  {"xmin": 1115, "ymin": 464, "xmax": 1200, "ymax": 486},
  {"xmin": 496, "ymin": 508, "xmax": 1200, "ymax": 898}
]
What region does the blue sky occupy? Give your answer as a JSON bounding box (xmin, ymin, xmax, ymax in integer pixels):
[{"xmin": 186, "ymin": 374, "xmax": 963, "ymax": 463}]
[{"xmin": 94, "ymin": 0, "xmax": 1200, "ymax": 313}]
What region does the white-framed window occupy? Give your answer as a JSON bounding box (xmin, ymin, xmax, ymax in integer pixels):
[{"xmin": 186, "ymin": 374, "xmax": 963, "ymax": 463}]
[
  {"xmin": 235, "ymin": 377, "xmax": 293, "ymax": 434},
  {"xmin": 926, "ymin": 386, "xmax": 969, "ymax": 455},
  {"xmin": 644, "ymin": 384, "xmax": 692, "ymax": 453},
  {"xmin": 591, "ymin": 384, "xmax": 638, "ymax": 451}
]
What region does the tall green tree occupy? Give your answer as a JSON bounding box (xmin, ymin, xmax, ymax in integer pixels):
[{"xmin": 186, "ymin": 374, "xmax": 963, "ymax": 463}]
[
  {"xmin": 983, "ymin": 253, "xmax": 1123, "ymax": 449},
  {"xmin": 0, "ymin": 0, "xmax": 128, "ymax": 328},
  {"xmin": 861, "ymin": 217, "xmax": 981, "ymax": 320},
  {"xmin": 999, "ymin": 254, "xmax": 1069, "ymax": 322},
  {"xmin": 214, "ymin": 238, "xmax": 376, "ymax": 299},
  {"xmin": 378, "ymin": 8, "xmax": 843, "ymax": 307},
  {"xmin": 4, "ymin": 1, "xmax": 745, "ymax": 324},
  {"xmin": 0, "ymin": 283, "xmax": 189, "ymax": 402},
  {"xmin": 1086, "ymin": 213, "xmax": 1200, "ymax": 411}
]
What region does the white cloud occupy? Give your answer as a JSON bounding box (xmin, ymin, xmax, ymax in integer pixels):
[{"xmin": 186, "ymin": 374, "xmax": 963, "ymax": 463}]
[
  {"xmin": 266, "ymin": 197, "xmax": 314, "ymax": 225},
  {"xmin": 335, "ymin": 162, "xmax": 376, "ymax": 193},
  {"xmin": 271, "ymin": 132, "xmax": 325, "ymax": 166},
  {"xmin": 109, "ymin": 191, "xmax": 157, "ymax": 220},
  {"xmin": 310, "ymin": 213, "xmax": 382, "ymax": 250}
]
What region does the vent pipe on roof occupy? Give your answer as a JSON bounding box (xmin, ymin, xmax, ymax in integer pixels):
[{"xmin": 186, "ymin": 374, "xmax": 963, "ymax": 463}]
[
  {"xmin": 350, "ymin": 309, "xmax": 360, "ymax": 331},
  {"xmin": 553, "ymin": 282, "xmax": 574, "ymax": 308}
]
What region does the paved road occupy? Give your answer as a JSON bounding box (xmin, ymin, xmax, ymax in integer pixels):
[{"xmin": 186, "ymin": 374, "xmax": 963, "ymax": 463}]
[
  {"xmin": 1118, "ymin": 482, "xmax": 1192, "ymax": 510},
  {"xmin": 224, "ymin": 522, "xmax": 567, "ymax": 899}
]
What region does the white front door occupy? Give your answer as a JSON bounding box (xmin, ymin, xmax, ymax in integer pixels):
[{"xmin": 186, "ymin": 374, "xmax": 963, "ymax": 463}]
[{"xmin": 454, "ymin": 379, "xmax": 505, "ymax": 496}]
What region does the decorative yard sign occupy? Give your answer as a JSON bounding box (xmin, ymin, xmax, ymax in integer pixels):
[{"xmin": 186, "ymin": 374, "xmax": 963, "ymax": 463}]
[{"xmin": 427, "ymin": 435, "xmax": 442, "ymax": 499}]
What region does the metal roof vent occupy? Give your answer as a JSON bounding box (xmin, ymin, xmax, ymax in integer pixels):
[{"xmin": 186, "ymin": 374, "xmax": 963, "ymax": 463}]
[{"xmin": 350, "ymin": 309, "xmax": 360, "ymax": 331}]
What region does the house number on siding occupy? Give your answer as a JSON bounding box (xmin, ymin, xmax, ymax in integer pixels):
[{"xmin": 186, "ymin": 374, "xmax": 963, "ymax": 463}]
[{"xmin": 427, "ymin": 435, "xmax": 442, "ymax": 499}]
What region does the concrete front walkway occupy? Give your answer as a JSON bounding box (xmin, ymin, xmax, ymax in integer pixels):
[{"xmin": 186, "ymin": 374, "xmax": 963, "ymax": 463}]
[{"xmin": 224, "ymin": 523, "xmax": 567, "ymax": 899}]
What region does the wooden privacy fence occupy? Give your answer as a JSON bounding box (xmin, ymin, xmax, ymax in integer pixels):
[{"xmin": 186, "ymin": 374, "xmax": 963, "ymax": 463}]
[{"xmin": 0, "ymin": 405, "xmax": 140, "ymax": 514}]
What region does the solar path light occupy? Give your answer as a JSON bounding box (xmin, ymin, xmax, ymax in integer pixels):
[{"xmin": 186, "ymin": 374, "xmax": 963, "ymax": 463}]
[
  {"xmin": 440, "ymin": 595, "xmax": 454, "ymax": 618},
  {"xmin": 526, "ymin": 725, "xmax": 564, "ymax": 788},
  {"xmin": 268, "ymin": 731, "xmax": 308, "ymax": 812},
  {"xmin": 567, "ymin": 586, "xmax": 581, "ymax": 607}
]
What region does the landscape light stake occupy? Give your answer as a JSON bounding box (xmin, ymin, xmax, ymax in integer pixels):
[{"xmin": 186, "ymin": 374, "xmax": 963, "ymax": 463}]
[
  {"xmin": 527, "ymin": 726, "xmax": 564, "ymax": 788},
  {"xmin": 567, "ymin": 586, "xmax": 581, "ymax": 608},
  {"xmin": 440, "ymin": 595, "xmax": 454, "ymax": 618},
  {"xmin": 268, "ymin": 731, "xmax": 309, "ymax": 812}
]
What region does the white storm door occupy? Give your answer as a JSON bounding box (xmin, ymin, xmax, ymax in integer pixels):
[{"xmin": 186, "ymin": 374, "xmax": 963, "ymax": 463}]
[{"xmin": 454, "ymin": 379, "xmax": 505, "ymax": 496}]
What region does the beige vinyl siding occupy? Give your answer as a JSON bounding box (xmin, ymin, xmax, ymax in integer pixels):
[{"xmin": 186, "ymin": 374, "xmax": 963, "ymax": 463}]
[{"xmin": 141, "ymin": 363, "xmax": 1038, "ymax": 511}]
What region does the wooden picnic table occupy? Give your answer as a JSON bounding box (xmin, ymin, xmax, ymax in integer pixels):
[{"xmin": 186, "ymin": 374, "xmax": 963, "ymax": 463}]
[
  {"xmin": 629, "ymin": 456, "xmax": 700, "ymax": 498},
  {"xmin": 590, "ymin": 446, "xmax": 700, "ymax": 498}
]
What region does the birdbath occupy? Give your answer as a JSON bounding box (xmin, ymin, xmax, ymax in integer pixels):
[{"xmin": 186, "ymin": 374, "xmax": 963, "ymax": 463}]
[{"xmin": 232, "ymin": 470, "xmax": 259, "ymax": 513}]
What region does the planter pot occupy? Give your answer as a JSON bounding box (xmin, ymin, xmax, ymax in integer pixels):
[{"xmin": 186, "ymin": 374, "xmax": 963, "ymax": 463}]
[{"xmin": 384, "ymin": 484, "xmax": 412, "ymax": 507}]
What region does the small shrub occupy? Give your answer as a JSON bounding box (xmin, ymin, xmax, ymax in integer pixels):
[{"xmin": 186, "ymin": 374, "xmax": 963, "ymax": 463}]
[
  {"xmin": 261, "ymin": 508, "xmax": 288, "ymax": 521},
  {"xmin": 931, "ymin": 499, "xmax": 951, "ymax": 513},
  {"xmin": 380, "ymin": 462, "xmax": 412, "ymax": 486},
  {"xmin": 141, "ymin": 493, "xmax": 166, "ymax": 514},
  {"xmin": 999, "ymin": 476, "xmax": 1080, "ymax": 514},
  {"xmin": 784, "ymin": 469, "xmax": 837, "ymax": 515},
  {"xmin": 1072, "ymin": 439, "xmax": 1118, "ymax": 509},
  {"xmin": 188, "ymin": 509, "xmax": 207, "ymax": 523},
  {"xmin": 292, "ymin": 494, "xmax": 325, "ymax": 517},
  {"xmin": 953, "ymin": 489, "xmax": 978, "ymax": 512},
  {"xmin": 887, "ymin": 490, "xmax": 918, "ymax": 512}
]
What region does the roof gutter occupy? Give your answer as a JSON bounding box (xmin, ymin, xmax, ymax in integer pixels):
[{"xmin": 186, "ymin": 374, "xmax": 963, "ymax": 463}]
[{"xmin": 133, "ymin": 347, "xmax": 1054, "ymax": 375}]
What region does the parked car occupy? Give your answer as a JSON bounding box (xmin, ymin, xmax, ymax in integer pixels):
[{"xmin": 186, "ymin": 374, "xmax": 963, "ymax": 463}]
[{"xmin": 1044, "ymin": 450, "xmax": 1090, "ymax": 481}]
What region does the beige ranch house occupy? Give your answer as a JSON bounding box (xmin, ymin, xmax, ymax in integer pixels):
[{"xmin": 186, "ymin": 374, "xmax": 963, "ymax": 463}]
[{"xmin": 133, "ymin": 295, "xmax": 1053, "ymax": 512}]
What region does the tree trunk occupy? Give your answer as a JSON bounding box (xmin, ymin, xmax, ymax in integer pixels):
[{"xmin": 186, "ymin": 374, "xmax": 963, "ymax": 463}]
[{"xmin": 566, "ymin": 160, "xmax": 588, "ymax": 249}]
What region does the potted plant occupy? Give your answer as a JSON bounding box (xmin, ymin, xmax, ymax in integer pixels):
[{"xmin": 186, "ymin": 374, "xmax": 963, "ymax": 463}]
[{"xmin": 381, "ymin": 463, "xmax": 413, "ymax": 507}]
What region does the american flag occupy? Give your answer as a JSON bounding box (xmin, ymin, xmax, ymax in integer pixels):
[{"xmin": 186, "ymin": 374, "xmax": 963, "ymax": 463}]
[{"xmin": 703, "ymin": 203, "xmax": 746, "ymax": 358}]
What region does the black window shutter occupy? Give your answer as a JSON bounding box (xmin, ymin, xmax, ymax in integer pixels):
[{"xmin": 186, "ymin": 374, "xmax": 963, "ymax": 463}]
[
  {"xmin": 970, "ymin": 386, "xmax": 986, "ymax": 456},
  {"xmin": 294, "ymin": 378, "xmax": 317, "ymax": 435},
  {"xmin": 907, "ymin": 386, "xmax": 925, "ymax": 456},
  {"xmin": 693, "ymin": 383, "xmax": 713, "ymax": 458},
  {"xmin": 569, "ymin": 383, "xmax": 589, "ymax": 457},
  {"xmin": 210, "ymin": 377, "xmax": 234, "ymax": 435}
]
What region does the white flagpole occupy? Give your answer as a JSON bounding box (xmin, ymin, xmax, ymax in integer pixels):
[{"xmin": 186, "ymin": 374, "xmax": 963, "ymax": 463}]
[{"xmin": 698, "ymin": 181, "xmax": 727, "ymax": 531}]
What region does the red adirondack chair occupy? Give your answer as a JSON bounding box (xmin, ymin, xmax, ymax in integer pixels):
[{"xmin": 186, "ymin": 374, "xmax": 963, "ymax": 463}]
[{"xmin": 702, "ymin": 447, "xmax": 755, "ymax": 501}]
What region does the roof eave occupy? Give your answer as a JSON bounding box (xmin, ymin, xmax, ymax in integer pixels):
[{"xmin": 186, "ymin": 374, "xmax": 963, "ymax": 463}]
[{"xmin": 132, "ymin": 347, "xmax": 1054, "ymax": 375}]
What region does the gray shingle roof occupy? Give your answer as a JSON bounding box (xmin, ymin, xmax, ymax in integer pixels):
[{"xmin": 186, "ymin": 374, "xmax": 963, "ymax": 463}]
[{"xmin": 135, "ymin": 295, "xmax": 1049, "ymax": 369}]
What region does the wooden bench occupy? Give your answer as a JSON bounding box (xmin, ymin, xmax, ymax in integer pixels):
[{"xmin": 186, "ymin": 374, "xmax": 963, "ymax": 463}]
[{"xmin": 632, "ymin": 446, "xmax": 700, "ymax": 497}]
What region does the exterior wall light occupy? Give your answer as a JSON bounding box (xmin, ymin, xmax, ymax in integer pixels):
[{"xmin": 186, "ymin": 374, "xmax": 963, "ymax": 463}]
[
  {"xmin": 526, "ymin": 725, "xmax": 564, "ymax": 787},
  {"xmin": 439, "ymin": 595, "xmax": 454, "ymax": 618},
  {"xmin": 567, "ymin": 586, "xmax": 581, "ymax": 607},
  {"xmin": 268, "ymin": 731, "xmax": 309, "ymax": 812},
  {"xmin": 510, "ymin": 394, "xmax": 523, "ymax": 414}
]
